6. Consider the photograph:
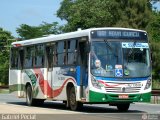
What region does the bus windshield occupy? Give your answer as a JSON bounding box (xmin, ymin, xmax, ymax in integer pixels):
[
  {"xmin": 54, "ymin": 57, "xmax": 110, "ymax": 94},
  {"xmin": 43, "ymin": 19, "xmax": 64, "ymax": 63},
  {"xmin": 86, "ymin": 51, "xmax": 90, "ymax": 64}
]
[
  {"xmin": 123, "ymin": 42, "xmax": 151, "ymax": 77},
  {"xmin": 90, "ymin": 41, "xmax": 151, "ymax": 78}
]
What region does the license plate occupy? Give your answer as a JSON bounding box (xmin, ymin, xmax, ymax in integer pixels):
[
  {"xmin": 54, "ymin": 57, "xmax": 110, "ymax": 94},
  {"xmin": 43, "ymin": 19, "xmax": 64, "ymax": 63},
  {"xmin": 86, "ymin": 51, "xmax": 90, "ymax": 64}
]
[
  {"xmin": 119, "ymin": 94, "xmax": 128, "ymax": 99},
  {"xmin": 127, "ymin": 83, "xmax": 141, "ymax": 87}
]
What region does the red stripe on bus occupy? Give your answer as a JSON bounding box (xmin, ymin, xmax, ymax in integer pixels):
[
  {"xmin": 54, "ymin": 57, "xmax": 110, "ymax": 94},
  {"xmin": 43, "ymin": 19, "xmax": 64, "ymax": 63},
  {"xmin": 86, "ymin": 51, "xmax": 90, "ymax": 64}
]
[
  {"xmin": 98, "ymin": 80, "xmax": 122, "ymax": 87},
  {"xmin": 33, "ymin": 69, "xmax": 76, "ymax": 98}
]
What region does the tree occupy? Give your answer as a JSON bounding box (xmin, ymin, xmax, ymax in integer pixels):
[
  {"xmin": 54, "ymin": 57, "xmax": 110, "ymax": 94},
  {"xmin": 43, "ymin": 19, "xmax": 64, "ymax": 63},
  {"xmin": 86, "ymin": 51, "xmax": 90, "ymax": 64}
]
[
  {"xmin": 57, "ymin": 0, "xmax": 152, "ymax": 32},
  {"xmin": 149, "ymin": 11, "xmax": 160, "ymax": 42},
  {"xmin": 114, "ymin": 0, "xmax": 152, "ymax": 29},
  {"xmin": 148, "ymin": 11, "xmax": 160, "ymax": 84},
  {"xmin": 16, "ymin": 22, "xmax": 62, "ymax": 40},
  {"xmin": 40, "ymin": 22, "xmax": 62, "ymax": 35},
  {"xmin": 16, "ymin": 24, "xmax": 42, "ymax": 40},
  {"xmin": 0, "ymin": 28, "xmax": 13, "ymax": 85}
]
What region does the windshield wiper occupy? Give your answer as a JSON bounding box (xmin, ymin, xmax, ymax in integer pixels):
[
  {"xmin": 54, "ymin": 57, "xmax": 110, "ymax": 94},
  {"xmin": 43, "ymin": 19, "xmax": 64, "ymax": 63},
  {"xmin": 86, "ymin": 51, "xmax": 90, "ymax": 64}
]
[
  {"xmin": 126, "ymin": 41, "xmax": 137, "ymax": 64},
  {"xmin": 104, "ymin": 39, "xmax": 118, "ymax": 58},
  {"xmin": 127, "ymin": 41, "xmax": 137, "ymax": 57}
]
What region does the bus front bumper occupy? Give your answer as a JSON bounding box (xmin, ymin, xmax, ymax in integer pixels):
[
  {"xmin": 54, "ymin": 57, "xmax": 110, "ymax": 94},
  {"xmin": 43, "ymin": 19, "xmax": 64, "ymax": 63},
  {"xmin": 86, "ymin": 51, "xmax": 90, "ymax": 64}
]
[{"xmin": 89, "ymin": 90, "xmax": 151, "ymax": 103}]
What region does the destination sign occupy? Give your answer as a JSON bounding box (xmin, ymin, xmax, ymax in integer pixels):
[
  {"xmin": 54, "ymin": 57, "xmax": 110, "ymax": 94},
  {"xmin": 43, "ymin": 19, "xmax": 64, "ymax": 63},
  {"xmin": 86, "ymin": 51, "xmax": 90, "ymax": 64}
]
[
  {"xmin": 91, "ymin": 30, "xmax": 148, "ymax": 40},
  {"xmin": 122, "ymin": 42, "xmax": 149, "ymax": 48}
]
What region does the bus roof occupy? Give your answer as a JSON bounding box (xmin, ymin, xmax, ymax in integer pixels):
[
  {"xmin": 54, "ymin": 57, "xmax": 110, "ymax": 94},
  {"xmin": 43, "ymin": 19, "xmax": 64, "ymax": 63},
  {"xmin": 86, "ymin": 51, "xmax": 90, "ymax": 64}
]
[{"xmin": 12, "ymin": 27, "xmax": 147, "ymax": 47}]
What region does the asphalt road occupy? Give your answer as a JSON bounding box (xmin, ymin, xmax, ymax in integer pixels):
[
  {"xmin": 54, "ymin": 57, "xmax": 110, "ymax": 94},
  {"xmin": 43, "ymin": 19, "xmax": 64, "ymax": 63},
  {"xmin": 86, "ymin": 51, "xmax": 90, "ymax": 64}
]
[{"xmin": 0, "ymin": 94, "xmax": 160, "ymax": 120}]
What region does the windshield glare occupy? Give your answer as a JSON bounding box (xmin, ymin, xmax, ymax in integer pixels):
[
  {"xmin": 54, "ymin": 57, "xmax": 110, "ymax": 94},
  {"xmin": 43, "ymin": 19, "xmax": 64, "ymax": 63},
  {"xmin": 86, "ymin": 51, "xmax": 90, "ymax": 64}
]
[
  {"xmin": 123, "ymin": 47, "xmax": 150, "ymax": 77},
  {"xmin": 90, "ymin": 41, "xmax": 151, "ymax": 78}
]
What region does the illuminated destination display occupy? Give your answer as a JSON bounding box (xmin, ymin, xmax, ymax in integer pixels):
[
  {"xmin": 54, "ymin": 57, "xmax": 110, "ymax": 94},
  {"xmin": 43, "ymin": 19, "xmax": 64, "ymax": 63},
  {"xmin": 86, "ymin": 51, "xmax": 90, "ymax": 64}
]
[{"xmin": 91, "ymin": 30, "xmax": 147, "ymax": 40}]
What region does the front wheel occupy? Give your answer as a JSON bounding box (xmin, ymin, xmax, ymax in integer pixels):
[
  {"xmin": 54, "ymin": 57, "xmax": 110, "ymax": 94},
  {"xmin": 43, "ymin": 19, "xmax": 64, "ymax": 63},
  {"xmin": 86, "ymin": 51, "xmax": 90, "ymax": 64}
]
[
  {"xmin": 117, "ymin": 103, "xmax": 130, "ymax": 112},
  {"xmin": 69, "ymin": 87, "xmax": 83, "ymax": 111}
]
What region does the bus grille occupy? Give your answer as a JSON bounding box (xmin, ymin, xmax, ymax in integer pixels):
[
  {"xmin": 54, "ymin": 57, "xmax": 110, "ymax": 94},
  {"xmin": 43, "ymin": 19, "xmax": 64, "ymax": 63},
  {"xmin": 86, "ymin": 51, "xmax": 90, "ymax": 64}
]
[{"xmin": 105, "ymin": 82, "xmax": 141, "ymax": 93}]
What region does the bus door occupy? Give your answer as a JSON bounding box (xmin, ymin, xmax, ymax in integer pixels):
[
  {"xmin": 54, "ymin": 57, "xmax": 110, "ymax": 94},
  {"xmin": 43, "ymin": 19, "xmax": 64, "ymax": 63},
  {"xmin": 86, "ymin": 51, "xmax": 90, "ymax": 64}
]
[
  {"xmin": 9, "ymin": 47, "xmax": 24, "ymax": 97},
  {"xmin": 19, "ymin": 48, "xmax": 25, "ymax": 97},
  {"xmin": 46, "ymin": 43, "xmax": 54, "ymax": 98},
  {"xmin": 79, "ymin": 40, "xmax": 88, "ymax": 99}
]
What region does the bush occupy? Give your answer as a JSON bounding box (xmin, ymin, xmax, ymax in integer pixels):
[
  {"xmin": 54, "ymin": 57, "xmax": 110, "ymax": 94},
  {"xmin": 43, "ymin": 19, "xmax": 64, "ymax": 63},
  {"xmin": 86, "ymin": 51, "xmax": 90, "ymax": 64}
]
[{"xmin": 152, "ymin": 79, "xmax": 160, "ymax": 89}]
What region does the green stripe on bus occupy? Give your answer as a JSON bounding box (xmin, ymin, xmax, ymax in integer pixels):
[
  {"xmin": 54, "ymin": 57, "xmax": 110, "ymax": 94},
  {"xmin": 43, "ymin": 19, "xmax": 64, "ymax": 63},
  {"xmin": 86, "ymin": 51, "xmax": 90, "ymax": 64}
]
[
  {"xmin": 9, "ymin": 84, "xmax": 39, "ymax": 98},
  {"xmin": 89, "ymin": 90, "xmax": 151, "ymax": 103},
  {"xmin": 24, "ymin": 70, "xmax": 37, "ymax": 88},
  {"xmin": 33, "ymin": 87, "xmax": 39, "ymax": 98},
  {"xmin": 9, "ymin": 84, "xmax": 25, "ymax": 93}
]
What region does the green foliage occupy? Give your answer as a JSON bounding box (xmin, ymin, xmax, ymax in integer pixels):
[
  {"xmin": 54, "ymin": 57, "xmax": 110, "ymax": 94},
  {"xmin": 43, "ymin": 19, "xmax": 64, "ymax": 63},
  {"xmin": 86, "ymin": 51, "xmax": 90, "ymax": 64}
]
[
  {"xmin": 151, "ymin": 41, "xmax": 160, "ymax": 79},
  {"xmin": 152, "ymin": 79, "xmax": 160, "ymax": 89},
  {"xmin": 114, "ymin": 0, "xmax": 152, "ymax": 29},
  {"xmin": 57, "ymin": 0, "xmax": 118, "ymax": 31},
  {"xmin": 57, "ymin": 0, "xmax": 152, "ymax": 32},
  {"xmin": 0, "ymin": 28, "xmax": 13, "ymax": 85},
  {"xmin": 0, "ymin": 52, "xmax": 9, "ymax": 85},
  {"xmin": 16, "ymin": 22, "xmax": 62, "ymax": 40},
  {"xmin": 149, "ymin": 11, "xmax": 160, "ymax": 42},
  {"xmin": 149, "ymin": 11, "xmax": 160, "ymax": 82},
  {"xmin": 16, "ymin": 24, "xmax": 42, "ymax": 40}
]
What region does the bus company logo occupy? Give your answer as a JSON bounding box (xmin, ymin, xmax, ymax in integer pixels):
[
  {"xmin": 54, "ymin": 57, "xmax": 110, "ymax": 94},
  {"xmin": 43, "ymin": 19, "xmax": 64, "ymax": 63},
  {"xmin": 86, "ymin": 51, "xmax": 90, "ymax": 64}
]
[{"xmin": 56, "ymin": 69, "xmax": 68, "ymax": 75}]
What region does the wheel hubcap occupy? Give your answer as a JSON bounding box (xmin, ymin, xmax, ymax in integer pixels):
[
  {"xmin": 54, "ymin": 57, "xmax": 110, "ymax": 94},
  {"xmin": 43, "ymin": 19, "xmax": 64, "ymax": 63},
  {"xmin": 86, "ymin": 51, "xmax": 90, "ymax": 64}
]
[{"xmin": 70, "ymin": 92, "xmax": 76, "ymax": 106}]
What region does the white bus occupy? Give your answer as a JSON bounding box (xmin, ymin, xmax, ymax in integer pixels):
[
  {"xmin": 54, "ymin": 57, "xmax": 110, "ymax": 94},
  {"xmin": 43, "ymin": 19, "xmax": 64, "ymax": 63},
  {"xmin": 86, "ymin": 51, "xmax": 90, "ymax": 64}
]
[{"xmin": 9, "ymin": 27, "xmax": 151, "ymax": 111}]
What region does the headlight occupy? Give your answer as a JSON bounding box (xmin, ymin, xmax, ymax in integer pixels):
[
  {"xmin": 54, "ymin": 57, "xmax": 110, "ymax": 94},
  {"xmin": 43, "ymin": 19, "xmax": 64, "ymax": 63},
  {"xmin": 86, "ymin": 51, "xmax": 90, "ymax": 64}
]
[
  {"xmin": 91, "ymin": 76, "xmax": 104, "ymax": 89},
  {"xmin": 144, "ymin": 78, "xmax": 152, "ymax": 90}
]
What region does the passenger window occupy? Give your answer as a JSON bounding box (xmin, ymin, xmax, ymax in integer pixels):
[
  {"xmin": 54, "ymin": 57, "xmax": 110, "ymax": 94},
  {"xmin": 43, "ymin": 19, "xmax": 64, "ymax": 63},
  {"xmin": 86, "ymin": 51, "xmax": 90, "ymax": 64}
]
[
  {"xmin": 46, "ymin": 44, "xmax": 54, "ymax": 68},
  {"xmin": 11, "ymin": 48, "xmax": 19, "ymax": 69},
  {"xmin": 67, "ymin": 39, "xmax": 77, "ymax": 65},
  {"xmin": 35, "ymin": 44, "xmax": 44, "ymax": 67},
  {"xmin": 19, "ymin": 49, "xmax": 24, "ymax": 69},
  {"xmin": 57, "ymin": 41, "xmax": 66, "ymax": 65},
  {"xmin": 24, "ymin": 46, "xmax": 35, "ymax": 68}
]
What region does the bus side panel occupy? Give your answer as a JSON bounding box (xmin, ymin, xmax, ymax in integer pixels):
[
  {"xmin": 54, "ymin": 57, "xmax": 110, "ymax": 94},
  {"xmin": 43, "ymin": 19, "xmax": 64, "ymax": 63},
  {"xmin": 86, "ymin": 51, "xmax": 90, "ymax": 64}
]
[
  {"xmin": 52, "ymin": 67, "xmax": 77, "ymax": 100},
  {"xmin": 22, "ymin": 69, "xmax": 46, "ymax": 99},
  {"xmin": 9, "ymin": 69, "xmax": 25, "ymax": 97},
  {"xmin": 51, "ymin": 66, "xmax": 88, "ymax": 101},
  {"xmin": 44, "ymin": 68, "xmax": 52, "ymax": 98},
  {"xmin": 47, "ymin": 69, "xmax": 53, "ymax": 98}
]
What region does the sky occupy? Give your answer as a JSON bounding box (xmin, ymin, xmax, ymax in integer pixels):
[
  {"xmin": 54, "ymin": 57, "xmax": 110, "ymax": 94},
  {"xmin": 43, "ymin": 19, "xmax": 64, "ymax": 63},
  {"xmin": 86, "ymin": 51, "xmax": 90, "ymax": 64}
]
[
  {"xmin": 0, "ymin": 0, "xmax": 160, "ymax": 37},
  {"xmin": 154, "ymin": 1, "xmax": 160, "ymax": 10},
  {"xmin": 0, "ymin": 0, "xmax": 64, "ymax": 37}
]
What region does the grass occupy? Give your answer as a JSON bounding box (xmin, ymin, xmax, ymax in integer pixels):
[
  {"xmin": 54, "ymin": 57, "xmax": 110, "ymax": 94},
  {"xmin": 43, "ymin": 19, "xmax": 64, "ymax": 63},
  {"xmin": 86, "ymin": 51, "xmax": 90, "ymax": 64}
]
[{"xmin": 0, "ymin": 89, "xmax": 9, "ymax": 94}]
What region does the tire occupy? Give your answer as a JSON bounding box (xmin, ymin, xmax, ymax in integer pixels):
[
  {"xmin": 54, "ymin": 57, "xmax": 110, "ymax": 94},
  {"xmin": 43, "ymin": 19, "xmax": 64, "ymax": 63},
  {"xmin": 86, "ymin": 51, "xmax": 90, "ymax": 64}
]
[
  {"xmin": 69, "ymin": 87, "xmax": 83, "ymax": 111},
  {"xmin": 117, "ymin": 103, "xmax": 130, "ymax": 112},
  {"xmin": 26, "ymin": 85, "xmax": 34, "ymax": 106},
  {"xmin": 26, "ymin": 85, "xmax": 45, "ymax": 106},
  {"xmin": 63, "ymin": 101, "xmax": 69, "ymax": 109}
]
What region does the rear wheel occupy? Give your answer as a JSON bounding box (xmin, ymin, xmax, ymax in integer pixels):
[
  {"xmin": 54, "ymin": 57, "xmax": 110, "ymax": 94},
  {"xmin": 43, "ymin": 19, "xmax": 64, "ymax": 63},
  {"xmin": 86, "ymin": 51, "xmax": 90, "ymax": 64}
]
[
  {"xmin": 26, "ymin": 85, "xmax": 34, "ymax": 106},
  {"xmin": 117, "ymin": 103, "xmax": 130, "ymax": 112},
  {"xmin": 69, "ymin": 87, "xmax": 83, "ymax": 111},
  {"xmin": 26, "ymin": 85, "xmax": 44, "ymax": 106}
]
